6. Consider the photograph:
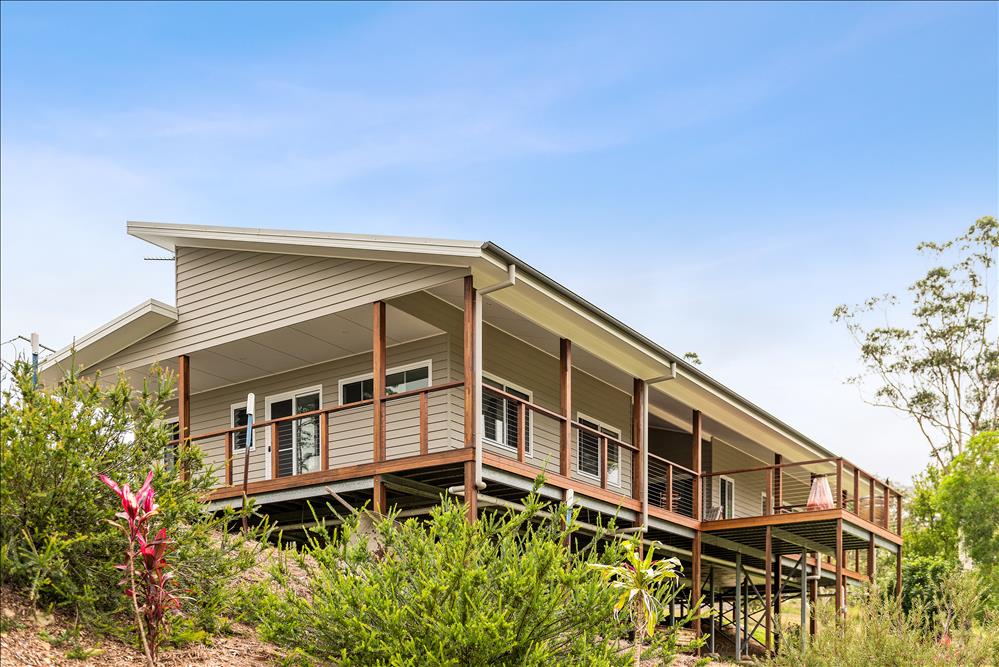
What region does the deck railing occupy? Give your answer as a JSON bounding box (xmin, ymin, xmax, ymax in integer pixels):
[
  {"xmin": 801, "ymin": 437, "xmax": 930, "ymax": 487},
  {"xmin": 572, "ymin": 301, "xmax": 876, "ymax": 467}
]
[
  {"xmin": 172, "ymin": 381, "xmax": 462, "ymax": 486},
  {"xmin": 700, "ymin": 456, "xmax": 903, "ymax": 535},
  {"xmin": 647, "ymin": 453, "xmax": 697, "ymax": 518},
  {"xmin": 481, "ymin": 384, "xmax": 640, "ymax": 493},
  {"xmin": 173, "ymin": 382, "xmax": 900, "ymax": 533}
]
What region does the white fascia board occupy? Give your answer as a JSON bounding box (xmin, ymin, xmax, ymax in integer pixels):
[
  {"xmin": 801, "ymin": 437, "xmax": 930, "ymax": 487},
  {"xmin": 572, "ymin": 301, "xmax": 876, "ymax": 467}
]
[
  {"xmin": 127, "ymin": 221, "xmax": 483, "ymax": 267},
  {"xmin": 38, "ymin": 299, "xmax": 177, "ymax": 380}
]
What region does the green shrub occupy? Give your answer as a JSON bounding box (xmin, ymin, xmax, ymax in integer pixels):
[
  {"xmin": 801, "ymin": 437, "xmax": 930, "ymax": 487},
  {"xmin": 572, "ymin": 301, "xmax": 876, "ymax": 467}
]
[
  {"xmin": 765, "ymin": 574, "xmax": 999, "ymax": 667},
  {"xmin": 247, "ymin": 489, "xmax": 638, "ymax": 666},
  {"xmin": 896, "ymin": 554, "xmax": 955, "ymax": 620},
  {"xmin": 0, "ymin": 359, "xmax": 259, "ymax": 639}
]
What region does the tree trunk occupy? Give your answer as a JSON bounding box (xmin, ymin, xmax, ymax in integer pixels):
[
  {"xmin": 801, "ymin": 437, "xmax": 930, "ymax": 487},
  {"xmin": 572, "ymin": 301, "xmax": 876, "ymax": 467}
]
[{"xmin": 634, "ymin": 604, "xmax": 645, "ymax": 667}]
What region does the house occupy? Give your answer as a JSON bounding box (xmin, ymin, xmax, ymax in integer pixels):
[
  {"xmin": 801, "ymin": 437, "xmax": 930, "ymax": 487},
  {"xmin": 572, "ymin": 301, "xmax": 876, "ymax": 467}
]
[{"xmin": 39, "ymin": 221, "xmax": 903, "ymax": 657}]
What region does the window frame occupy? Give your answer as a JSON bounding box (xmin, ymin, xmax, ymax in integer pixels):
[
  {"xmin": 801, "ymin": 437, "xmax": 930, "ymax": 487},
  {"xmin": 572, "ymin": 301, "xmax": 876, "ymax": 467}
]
[
  {"xmin": 230, "ymin": 400, "xmax": 253, "ymax": 452},
  {"xmin": 575, "ymin": 412, "xmax": 623, "ymax": 488},
  {"xmin": 481, "ymin": 374, "xmax": 533, "ymax": 457},
  {"xmin": 337, "ymin": 360, "xmax": 433, "ymax": 405},
  {"xmin": 264, "ymin": 384, "xmax": 324, "ymax": 478},
  {"xmin": 720, "ymin": 475, "xmax": 736, "ymax": 519}
]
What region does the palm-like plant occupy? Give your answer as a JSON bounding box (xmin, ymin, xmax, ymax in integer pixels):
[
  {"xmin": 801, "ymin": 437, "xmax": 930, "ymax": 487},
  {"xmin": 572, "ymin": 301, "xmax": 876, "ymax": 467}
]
[{"xmin": 591, "ymin": 546, "xmax": 682, "ymax": 667}]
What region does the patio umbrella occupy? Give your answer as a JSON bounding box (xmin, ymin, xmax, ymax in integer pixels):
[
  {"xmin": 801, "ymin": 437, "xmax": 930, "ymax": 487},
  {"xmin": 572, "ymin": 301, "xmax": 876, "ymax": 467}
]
[{"xmin": 806, "ymin": 475, "xmax": 834, "ymax": 511}]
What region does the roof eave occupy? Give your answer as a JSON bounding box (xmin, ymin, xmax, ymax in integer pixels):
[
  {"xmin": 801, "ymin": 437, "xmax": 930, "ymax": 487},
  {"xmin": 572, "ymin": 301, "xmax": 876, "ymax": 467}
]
[
  {"xmin": 479, "ymin": 241, "xmax": 836, "ymax": 460},
  {"xmin": 38, "ymin": 299, "xmax": 178, "ymax": 380}
]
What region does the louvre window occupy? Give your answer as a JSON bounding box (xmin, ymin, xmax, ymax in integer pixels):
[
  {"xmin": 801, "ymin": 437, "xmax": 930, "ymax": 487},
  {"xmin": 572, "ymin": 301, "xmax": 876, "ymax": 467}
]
[
  {"xmin": 482, "ymin": 377, "xmax": 531, "ymax": 455},
  {"xmin": 576, "ymin": 416, "xmax": 621, "ymax": 485}
]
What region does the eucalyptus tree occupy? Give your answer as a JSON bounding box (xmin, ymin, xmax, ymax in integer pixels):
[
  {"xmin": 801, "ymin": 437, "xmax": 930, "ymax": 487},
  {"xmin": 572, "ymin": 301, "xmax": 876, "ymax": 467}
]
[{"xmin": 834, "ymin": 216, "xmax": 999, "ymax": 467}]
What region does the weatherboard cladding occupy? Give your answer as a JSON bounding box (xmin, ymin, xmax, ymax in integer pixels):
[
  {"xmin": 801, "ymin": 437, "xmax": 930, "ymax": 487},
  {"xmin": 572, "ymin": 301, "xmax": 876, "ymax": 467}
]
[{"xmin": 96, "ymin": 247, "xmax": 467, "ymax": 372}]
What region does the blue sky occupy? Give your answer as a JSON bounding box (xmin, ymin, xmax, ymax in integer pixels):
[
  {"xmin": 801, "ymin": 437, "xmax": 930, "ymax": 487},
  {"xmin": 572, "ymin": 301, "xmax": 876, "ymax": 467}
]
[{"xmin": 2, "ymin": 1, "xmax": 996, "ymax": 481}]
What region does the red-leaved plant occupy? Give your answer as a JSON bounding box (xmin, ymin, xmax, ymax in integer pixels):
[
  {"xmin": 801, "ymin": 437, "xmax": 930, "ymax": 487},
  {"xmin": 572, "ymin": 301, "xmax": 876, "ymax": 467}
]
[{"xmin": 100, "ymin": 471, "xmax": 179, "ymax": 666}]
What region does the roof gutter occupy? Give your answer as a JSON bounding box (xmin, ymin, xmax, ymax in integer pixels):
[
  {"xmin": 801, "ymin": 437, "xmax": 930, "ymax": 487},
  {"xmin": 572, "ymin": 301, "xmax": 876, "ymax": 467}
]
[{"xmin": 480, "ymin": 242, "xmax": 835, "ymax": 460}]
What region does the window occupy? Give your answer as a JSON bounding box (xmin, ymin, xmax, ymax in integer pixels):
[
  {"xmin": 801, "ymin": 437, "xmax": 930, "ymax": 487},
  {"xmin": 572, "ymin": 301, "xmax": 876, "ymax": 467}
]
[
  {"xmin": 267, "ymin": 387, "xmax": 322, "ymax": 478},
  {"xmin": 340, "ymin": 362, "xmax": 431, "ymax": 405},
  {"xmin": 231, "ymin": 402, "xmax": 252, "ymax": 451},
  {"xmin": 720, "ymin": 476, "xmax": 735, "ymax": 519},
  {"xmin": 482, "ymin": 377, "xmax": 531, "ymax": 455},
  {"xmin": 576, "ymin": 415, "xmax": 622, "ymax": 486}
]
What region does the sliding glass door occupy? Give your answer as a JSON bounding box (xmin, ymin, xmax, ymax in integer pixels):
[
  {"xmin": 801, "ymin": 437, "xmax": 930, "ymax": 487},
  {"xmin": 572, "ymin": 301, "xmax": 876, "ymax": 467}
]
[{"xmin": 267, "ymin": 388, "xmax": 322, "ymax": 478}]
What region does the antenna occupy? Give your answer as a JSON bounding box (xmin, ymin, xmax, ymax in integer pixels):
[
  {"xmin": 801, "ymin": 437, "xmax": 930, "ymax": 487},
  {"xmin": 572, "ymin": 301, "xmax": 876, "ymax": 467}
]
[{"xmin": 144, "ymin": 256, "xmax": 176, "ymax": 261}]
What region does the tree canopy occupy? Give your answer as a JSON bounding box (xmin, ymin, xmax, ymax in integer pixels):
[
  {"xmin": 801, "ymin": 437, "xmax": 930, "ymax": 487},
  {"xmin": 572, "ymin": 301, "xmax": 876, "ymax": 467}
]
[{"xmin": 834, "ymin": 216, "xmax": 999, "ymax": 467}]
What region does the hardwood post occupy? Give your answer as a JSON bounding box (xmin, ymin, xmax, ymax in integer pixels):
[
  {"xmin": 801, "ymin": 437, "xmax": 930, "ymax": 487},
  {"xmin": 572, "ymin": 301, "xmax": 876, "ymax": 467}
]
[
  {"xmin": 765, "ymin": 467, "xmax": 773, "ymax": 516},
  {"xmin": 373, "ymin": 473, "xmax": 388, "ymax": 514},
  {"xmin": 869, "ymin": 476, "xmax": 876, "ymax": 523},
  {"xmin": 835, "ymin": 518, "xmax": 844, "ymax": 622},
  {"xmin": 177, "ymin": 354, "xmax": 191, "ymax": 480},
  {"xmin": 774, "ymin": 453, "xmax": 783, "ymax": 512},
  {"xmin": 463, "ymin": 276, "xmax": 476, "ymax": 448},
  {"xmin": 734, "ymin": 550, "xmax": 742, "ymax": 656},
  {"xmin": 836, "ymin": 458, "xmax": 844, "ymax": 508},
  {"xmin": 666, "ymin": 465, "xmax": 673, "ymax": 513},
  {"xmin": 599, "ymin": 436, "xmax": 608, "ymax": 489},
  {"xmin": 896, "ymin": 544, "xmax": 903, "ymax": 604},
  {"xmin": 464, "ymin": 460, "xmax": 477, "ymax": 523},
  {"xmin": 853, "ymin": 464, "xmax": 860, "ymax": 515},
  {"xmin": 632, "ymin": 378, "xmax": 645, "ymax": 503},
  {"xmin": 224, "ymin": 432, "xmax": 233, "ymax": 486},
  {"xmin": 800, "ymin": 548, "xmax": 809, "ymax": 650},
  {"xmin": 867, "ymin": 535, "xmax": 876, "ymax": 580},
  {"xmin": 373, "ymin": 302, "xmax": 387, "ymax": 512},
  {"xmin": 463, "ymin": 276, "xmax": 479, "ymax": 523},
  {"xmin": 320, "ymin": 411, "xmax": 329, "ymax": 471},
  {"xmin": 765, "ymin": 525, "xmax": 773, "ymax": 654},
  {"xmin": 516, "ymin": 402, "xmax": 526, "ymax": 463},
  {"xmin": 559, "ymin": 338, "xmax": 572, "ymax": 477},
  {"xmin": 691, "ymin": 410, "xmax": 702, "ymax": 520},
  {"xmin": 419, "ymin": 392, "xmax": 429, "ymax": 456},
  {"xmin": 373, "ymin": 301, "xmax": 387, "ymax": 462},
  {"xmin": 692, "ymin": 531, "xmax": 702, "ymax": 652},
  {"xmin": 882, "ymin": 483, "xmax": 890, "ymax": 529},
  {"xmin": 270, "ymin": 422, "xmax": 279, "ymax": 480}
]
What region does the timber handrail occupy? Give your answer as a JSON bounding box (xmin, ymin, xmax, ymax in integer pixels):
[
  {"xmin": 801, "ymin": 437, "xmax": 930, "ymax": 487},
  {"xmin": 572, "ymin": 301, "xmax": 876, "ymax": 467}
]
[
  {"xmin": 170, "ymin": 381, "xmax": 463, "ymax": 446},
  {"xmin": 482, "ymin": 384, "xmax": 567, "ymax": 423},
  {"xmin": 571, "ymin": 420, "xmax": 638, "ymax": 453},
  {"xmin": 648, "ymin": 452, "xmax": 697, "ymax": 477},
  {"xmin": 699, "ymin": 456, "xmax": 840, "ymax": 478},
  {"xmin": 704, "ymin": 455, "xmax": 903, "ymax": 535}
]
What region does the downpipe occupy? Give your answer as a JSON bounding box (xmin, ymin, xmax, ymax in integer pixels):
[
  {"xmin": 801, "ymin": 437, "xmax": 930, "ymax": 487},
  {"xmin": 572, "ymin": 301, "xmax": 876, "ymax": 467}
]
[
  {"xmin": 640, "ymin": 362, "xmax": 678, "ymax": 531},
  {"xmin": 472, "ymin": 264, "xmax": 517, "ymax": 490}
]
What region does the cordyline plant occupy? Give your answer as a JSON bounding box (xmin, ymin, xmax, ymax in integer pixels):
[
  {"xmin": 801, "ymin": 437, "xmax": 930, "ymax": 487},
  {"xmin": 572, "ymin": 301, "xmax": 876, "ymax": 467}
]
[
  {"xmin": 590, "ymin": 546, "xmax": 684, "ymax": 667},
  {"xmin": 101, "ymin": 470, "xmax": 179, "ymax": 667}
]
